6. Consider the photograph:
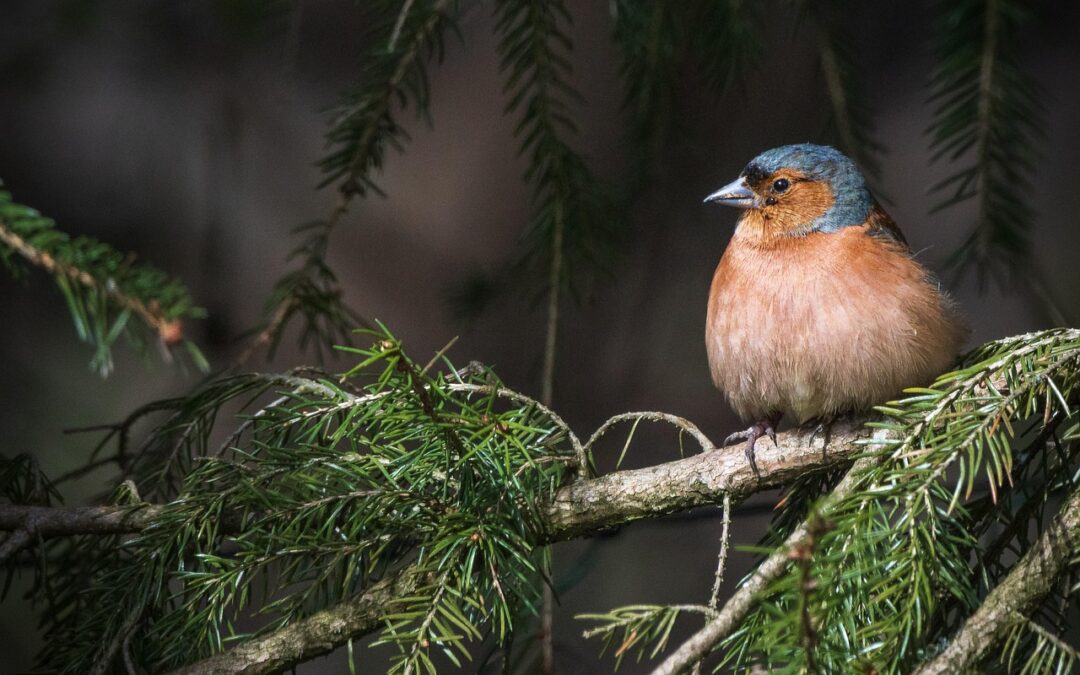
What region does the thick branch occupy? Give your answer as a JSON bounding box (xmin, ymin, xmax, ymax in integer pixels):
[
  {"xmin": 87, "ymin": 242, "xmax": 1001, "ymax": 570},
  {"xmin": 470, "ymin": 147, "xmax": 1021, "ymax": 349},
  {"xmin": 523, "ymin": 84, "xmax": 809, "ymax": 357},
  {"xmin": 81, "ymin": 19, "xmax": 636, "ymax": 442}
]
[
  {"xmin": 914, "ymin": 486, "xmax": 1080, "ymax": 675},
  {"xmin": 545, "ymin": 418, "xmax": 867, "ymax": 539},
  {"xmin": 1, "ymin": 420, "xmax": 866, "ymax": 543},
  {"xmin": 0, "ymin": 504, "xmax": 164, "ymax": 538}
]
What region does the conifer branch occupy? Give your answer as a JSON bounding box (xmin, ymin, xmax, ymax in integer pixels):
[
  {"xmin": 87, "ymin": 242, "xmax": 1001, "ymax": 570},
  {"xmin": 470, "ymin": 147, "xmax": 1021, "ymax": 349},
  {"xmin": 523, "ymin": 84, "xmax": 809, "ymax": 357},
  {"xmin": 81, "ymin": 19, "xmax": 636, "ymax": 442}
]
[
  {"xmin": 928, "ymin": 0, "xmax": 1045, "ymax": 291},
  {"xmin": 494, "ymin": 0, "xmax": 616, "ymax": 299},
  {"xmin": 914, "ymin": 486, "xmax": 1080, "ymax": 674},
  {"xmin": 803, "ymin": 0, "xmax": 884, "ymax": 184},
  {"xmin": 648, "ymin": 455, "xmax": 878, "ymax": 675},
  {"xmin": 166, "ymin": 567, "xmax": 426, "ymax": 675},
  {"xmin": 241, "ymin": 0, "xmax": 459, "ymax": 366},
  {"xmin": 0, "ymin": 184, "xmax": 206, "ymax": 374},
  {"xmin": 0, "ymin": 422, "xmax": 864, "ymax": 675},
  {"xmin": 7, "ymin": 330, "xmax": 1076, "ymax": 674},
  {"xmin": 0, "ymin": 419, "xmax": 865, "ymax": 543}
]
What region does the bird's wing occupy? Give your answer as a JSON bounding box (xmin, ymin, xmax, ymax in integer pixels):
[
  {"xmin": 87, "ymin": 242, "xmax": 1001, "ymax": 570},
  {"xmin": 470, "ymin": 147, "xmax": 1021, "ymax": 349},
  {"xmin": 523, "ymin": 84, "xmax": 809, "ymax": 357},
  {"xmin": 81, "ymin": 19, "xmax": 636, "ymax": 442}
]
[{"xmin": 864, "ymin": 204, "xmax": 909, "ymax": 248}]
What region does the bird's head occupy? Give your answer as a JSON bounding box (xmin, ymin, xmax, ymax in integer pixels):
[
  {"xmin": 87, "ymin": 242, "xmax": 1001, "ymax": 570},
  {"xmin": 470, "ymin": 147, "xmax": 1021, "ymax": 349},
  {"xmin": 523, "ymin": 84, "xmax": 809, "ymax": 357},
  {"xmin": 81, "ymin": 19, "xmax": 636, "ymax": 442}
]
[{"xmin": 704, "ymin": 144, "xmax": 873, "ymax": 239}]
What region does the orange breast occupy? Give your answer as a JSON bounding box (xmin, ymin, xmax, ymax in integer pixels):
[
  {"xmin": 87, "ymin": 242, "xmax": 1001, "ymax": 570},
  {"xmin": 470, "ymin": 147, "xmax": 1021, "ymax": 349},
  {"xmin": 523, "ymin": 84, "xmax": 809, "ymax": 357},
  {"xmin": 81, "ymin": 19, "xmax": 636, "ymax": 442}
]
[{"xmin": 705, "ymin": 223, "xmax": 966, "ymax": 423}]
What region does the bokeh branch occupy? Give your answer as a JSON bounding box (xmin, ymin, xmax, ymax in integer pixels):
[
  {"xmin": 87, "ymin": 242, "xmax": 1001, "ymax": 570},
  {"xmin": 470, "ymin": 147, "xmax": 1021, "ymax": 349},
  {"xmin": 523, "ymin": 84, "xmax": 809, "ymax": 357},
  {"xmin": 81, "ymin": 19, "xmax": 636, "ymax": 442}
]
[{"xmin": 0, "ymin": 182, "xmax": 206, "ymax": 374}]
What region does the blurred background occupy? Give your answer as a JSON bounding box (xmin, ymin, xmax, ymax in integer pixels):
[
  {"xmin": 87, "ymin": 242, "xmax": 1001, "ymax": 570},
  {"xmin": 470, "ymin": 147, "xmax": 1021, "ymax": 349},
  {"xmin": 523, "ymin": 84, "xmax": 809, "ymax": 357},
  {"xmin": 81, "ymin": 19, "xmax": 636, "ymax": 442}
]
[{"xmin": 1, "ymin": 1, "xmax": 1078, "ymax": 672}]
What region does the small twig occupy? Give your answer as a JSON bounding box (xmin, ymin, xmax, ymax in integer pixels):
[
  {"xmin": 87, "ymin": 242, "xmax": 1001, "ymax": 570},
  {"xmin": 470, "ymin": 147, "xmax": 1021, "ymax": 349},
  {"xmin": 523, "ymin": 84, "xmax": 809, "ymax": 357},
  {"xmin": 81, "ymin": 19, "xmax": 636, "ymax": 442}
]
[
  {"xmin": 232, "ymin": 296, "xmax": 298, "ymax": 369},
  {"xmin": 52, "ymin": 454, "xmax": 123, "ymax": 485},
  {"xmin": 90, "ymin": 605, "xmax": 143, "ymax": 675},
  {"xmin": 420, "ymin": 335, "xmax": 459, "ymax": 375},
  {"xmin": 0, "ymin": 528, "xmax": 33, "ymax": 566},
  {"xmin": 586, "ymin": 412, "xmax": 715, "ymax": 456},
  {"xmin": 692, "ymin": 493, "xmax": 732, "ymax": 675},
  {"xmin": 388, "ymin": 0, "xmax": 418, "ymax": 51},
  {"xmin": 707, "ymin": 494, "xmax": 731, "ymax": 611}
]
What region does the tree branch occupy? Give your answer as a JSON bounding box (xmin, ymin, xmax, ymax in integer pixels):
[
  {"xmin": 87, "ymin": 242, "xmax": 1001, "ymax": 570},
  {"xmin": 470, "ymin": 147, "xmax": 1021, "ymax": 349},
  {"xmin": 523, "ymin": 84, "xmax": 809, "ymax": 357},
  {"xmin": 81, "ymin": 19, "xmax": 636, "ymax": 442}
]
[
  {"xmin": 167, "ymin": 566, "xmax": 426, "ymax": 675},
  {"xmin": 0, "ymin": 218, "xmax": 184, "ymax": 345},
  {"xmin": 1, "ymin": 420, "xmax": 871, "ymax": 675},
  {"xmin": 1, "ymin": 419, "xmax": 867, "ymax": 543},
  {"xmin": 649, "ymin": 453, "xmax": 878, "ymax": 675},
  {"xmin": 914, "ymin": 486, "xmax": 1080, "ymax": 675}
]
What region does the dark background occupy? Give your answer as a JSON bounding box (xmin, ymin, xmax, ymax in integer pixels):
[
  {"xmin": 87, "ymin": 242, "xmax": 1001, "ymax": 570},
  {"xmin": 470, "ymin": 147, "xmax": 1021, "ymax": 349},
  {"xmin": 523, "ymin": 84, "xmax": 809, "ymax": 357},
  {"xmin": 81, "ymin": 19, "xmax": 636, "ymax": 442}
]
[{"xmin": 1, "ymin": 1, "xmax": 1078, "ymax": 672}]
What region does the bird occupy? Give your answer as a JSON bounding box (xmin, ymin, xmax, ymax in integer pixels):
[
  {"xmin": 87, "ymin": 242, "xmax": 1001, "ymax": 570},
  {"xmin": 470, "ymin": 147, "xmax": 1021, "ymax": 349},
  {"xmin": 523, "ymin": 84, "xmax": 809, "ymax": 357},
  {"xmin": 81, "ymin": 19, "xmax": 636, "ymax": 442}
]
[{"xmin": 703, "ymin": 143, "xmax": 967, "ymax": 476}]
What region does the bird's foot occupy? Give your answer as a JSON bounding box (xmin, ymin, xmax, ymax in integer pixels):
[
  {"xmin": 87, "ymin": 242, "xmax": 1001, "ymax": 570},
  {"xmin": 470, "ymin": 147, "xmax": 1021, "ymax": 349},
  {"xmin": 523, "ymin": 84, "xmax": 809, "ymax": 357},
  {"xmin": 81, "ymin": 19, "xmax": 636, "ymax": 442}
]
[
  {"xmin": 722, "ymin": 417, "xmax": 780, "ymax": 479},
  {"xmin": 807, "ymin": 419, "xmax": 832, "ymax": 461},
  {"xmin": 806, "ymin": 415, "xmax": 850, "ymax": 461}
]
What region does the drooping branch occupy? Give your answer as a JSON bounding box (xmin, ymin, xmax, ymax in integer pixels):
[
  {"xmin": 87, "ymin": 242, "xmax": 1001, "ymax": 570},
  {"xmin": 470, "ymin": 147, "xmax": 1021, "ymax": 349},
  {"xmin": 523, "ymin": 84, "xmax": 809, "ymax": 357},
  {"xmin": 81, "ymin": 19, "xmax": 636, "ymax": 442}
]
[
  {"xmin": 914, "ymin": 486, "xmax": 1080, "ymax": 675},
  {"xmin": 0, "ymin": 186, "xmax": 205, "ymax": 374}
]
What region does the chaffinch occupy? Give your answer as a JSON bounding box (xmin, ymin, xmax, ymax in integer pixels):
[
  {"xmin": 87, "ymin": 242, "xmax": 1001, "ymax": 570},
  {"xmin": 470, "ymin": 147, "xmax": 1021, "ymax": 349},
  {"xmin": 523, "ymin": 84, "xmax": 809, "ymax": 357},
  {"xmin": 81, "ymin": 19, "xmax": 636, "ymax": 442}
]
[{"xmin": 704, "ymin": 144, "xmax": 967, "ymax": 475}]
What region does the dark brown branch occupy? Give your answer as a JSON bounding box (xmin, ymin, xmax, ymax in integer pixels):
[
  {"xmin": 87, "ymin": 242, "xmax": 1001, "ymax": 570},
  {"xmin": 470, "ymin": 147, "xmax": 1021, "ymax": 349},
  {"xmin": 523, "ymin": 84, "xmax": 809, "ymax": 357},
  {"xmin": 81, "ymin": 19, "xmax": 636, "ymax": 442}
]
[
  {"xmin": 914, "ymin": 486, "xmax": 1080, "ymax": 675},
  {"xmin": 0, "ymin": 528, "xmax": 33, "ymax": 565}
]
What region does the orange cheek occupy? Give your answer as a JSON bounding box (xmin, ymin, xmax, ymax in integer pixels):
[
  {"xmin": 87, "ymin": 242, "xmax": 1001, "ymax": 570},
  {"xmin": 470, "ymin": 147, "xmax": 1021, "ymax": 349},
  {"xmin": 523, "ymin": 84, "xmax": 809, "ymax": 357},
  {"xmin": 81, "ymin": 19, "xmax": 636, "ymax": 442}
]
[{"xmin": 761, "ymin": 181, "xmax": 834, "ymax": 234}]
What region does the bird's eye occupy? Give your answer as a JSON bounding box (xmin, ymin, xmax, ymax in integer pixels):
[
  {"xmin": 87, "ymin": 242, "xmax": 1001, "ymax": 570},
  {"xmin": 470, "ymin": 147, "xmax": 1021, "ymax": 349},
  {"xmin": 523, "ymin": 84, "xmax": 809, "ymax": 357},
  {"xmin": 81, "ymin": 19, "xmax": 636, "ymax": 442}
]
[{"xmin": 772, "ymin": 178, "xmax": 790, "ymax": 193}]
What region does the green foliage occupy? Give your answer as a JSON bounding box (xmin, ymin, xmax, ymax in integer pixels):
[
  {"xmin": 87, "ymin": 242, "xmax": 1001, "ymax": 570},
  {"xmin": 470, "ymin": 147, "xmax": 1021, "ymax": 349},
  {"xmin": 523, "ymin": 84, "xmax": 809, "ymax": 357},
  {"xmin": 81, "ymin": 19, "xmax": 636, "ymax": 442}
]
[
  {"xmin": 927, "ymin": 0, "xmax": 1043, "ymax": 288},
  {"xmin": 494, "ymin": 0, "xmax": 617, "ymax": 297},
  {"xmin": 613, "ymin": 0, "xmax": 761, "ymax": 154},
  {"xmin": 579, "ymin": 605, "xmax": 714, "ymax": 669},
  {"xmin": 0, "ymin": 454, "xmax": 60, "ymax": 507},
  {"xmin": 320, "ymin": 0, "xmax": 460, "ymax": 195},
  {"xmin": 612, "ymin": 1, "xmax": 682, "ymax": 154},
  {"xmin": 719, "ymin": 329, "xmax": 1080, "ymax": 673},
  {"xmin": 248, "ymin": 0, "xmax": 460, "ymax": 366},
  {"xmin": 36, "ymin": 327, "xmax": 578, "ymax": 674},
  {"xmin": 0, "ymin": 182, "xmax": 206, "ymax": 375},
  {"xmin": 686, "ymin": 0, "xmax": 762, "ymax": 99}
]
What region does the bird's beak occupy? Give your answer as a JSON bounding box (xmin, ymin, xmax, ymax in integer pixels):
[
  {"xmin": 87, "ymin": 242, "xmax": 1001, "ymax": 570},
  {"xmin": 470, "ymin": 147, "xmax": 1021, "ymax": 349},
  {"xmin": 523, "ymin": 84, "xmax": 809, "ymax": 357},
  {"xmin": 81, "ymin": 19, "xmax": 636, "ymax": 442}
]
[{"xmin": 703, "ymin": 177, "xmax": 757, "ymax": 209}]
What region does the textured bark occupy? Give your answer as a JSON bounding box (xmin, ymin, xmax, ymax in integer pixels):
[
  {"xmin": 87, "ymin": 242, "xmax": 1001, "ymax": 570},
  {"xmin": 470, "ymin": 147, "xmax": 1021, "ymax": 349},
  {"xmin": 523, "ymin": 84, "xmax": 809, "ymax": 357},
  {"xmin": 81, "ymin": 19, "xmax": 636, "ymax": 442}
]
[
  {"xmin": 167, "ymin": 567, "xmax": 425, "ymax": 675},
  {"xmin": 545, "ymin": 419, "xmax": 868, "ymax": 540},
  {"xmin": 914, "ymin": 487, "xmax": 1080, "ymax": 675}
]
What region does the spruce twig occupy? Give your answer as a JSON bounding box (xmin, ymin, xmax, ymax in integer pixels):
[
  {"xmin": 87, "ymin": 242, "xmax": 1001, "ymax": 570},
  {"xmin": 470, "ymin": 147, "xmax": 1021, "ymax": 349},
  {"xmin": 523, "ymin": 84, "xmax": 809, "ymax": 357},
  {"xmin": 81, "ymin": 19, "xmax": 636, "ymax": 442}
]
[{"xmin": 0, "ymin": 183, "xmax": 206, "ymax": 374}]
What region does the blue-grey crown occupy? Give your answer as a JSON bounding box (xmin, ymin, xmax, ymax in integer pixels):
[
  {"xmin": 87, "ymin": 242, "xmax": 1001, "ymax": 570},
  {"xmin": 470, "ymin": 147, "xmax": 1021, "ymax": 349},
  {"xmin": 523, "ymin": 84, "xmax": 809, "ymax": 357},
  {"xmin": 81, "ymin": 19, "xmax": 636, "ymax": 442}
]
[{"xmin": 744, "ymin": 143, "xmax": 873, "ymax": 232}]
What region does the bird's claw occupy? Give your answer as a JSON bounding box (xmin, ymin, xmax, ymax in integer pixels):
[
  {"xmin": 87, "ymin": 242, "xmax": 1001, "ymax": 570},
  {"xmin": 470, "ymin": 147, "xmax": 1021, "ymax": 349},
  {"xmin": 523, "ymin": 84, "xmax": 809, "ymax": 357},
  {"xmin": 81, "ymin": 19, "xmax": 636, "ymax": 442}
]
[
  {"xmin": 723, "ymin": 418, "xmax": 780, "ymax": 479},
  {"xmin": 722, "ymin": 428, "xmax": 753, "ymax": 446},
  {"xmin": 807, "ymin": 418, "xmax": 835, "ymax": 461}
]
